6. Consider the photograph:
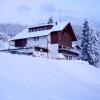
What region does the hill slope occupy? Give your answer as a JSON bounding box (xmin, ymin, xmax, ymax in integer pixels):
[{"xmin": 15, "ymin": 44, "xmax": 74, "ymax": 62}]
[{"xmin": 0, "ymin": 53, "xmax": 100, "ymax": 100}]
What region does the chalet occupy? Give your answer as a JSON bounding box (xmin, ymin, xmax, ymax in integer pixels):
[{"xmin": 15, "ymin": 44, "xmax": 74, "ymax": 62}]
[{"xmin": 9, "ymin": 22, "xmax": 79, "ymax": 59}]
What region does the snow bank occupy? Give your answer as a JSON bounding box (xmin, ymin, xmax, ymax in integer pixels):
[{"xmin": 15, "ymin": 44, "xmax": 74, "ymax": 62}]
[{"xmin": 0, "ymin": 53, "xmax": 100, "ymax": 100}]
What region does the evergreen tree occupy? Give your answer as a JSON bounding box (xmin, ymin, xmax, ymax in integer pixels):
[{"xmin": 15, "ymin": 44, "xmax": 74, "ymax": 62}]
[
  {"xmin": 80, "ymin": 20, "xmax": 99, "ymax": 66},
  {"xmin": 47, "ymin": 17, "xmax": 54, "ymax": 24},
  {"xmin": 89, "ymin": 28, "xmax": 99, "ymax": 66}
]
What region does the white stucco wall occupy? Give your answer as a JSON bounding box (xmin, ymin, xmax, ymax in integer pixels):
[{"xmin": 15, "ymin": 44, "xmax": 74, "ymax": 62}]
[
  {"xmin": 0, "ymin": 39, "xmax": 4, "ymax": 45},
  {"xmin": 27, "ymin": 36, "xmax": 48, "ymax": 48},
  {"xmin": 50, "ymin": 44, "xmax": 59, "ymax": 58}
]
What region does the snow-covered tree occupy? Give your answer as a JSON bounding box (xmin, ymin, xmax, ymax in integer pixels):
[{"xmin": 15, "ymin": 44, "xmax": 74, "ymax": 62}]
[
  {"xmin": 90, "ymin": 28, "xmax": 99, "ymax": 66},
  {"xmin": 80, "ymin": 20, "xmax": 99, "ymax": 66},
  {"xmin": 0, "ymin": 23, "xmax": 26, "ymax": 37},
  {"xmin": 47, "ymin": 17, "xmax": 54, "ymax": 24}
]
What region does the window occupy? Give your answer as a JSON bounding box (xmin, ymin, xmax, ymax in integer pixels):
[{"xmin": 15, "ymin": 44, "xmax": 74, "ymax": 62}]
[
  {"xmin": 33, "ymin": 28, "xmax": 37, "ymax": 32},
  {"xmin": 59, "ymin": 45, "xmax": 62, "ymax": 49},
  {"xmin": 29, "ymin": 29, "xmax": 33, "ymax": 32},
  {"xmin": 29, "ymin": 28, "xmax": 38, "ymax": 32},
  {"xmin": 44, "ymin": 27, "xmax": 47, "ymax": 30},
  {"xmin": 37, "ymin": 37, "xmax": 39, "ymax": 41},
  {"xmin": 34, "ymin": 37, "xmax": 39, "ymax": 41},
  {"xmin": 66, "ymin": 56, "xmax": 68, "ymax": 60},
  {"xmin": 34, "ymin": 37, "xmax": 36, "ymax": 41},
  {"xmin": 69, "ymin": 56, "xmax": 72, "ymax": 60},
  {"xmin": 37, "ymin": 28, "xmax": 40, "ymax": 31},
  {"xmin": 40, "ymin": 27, "xmax": 44, "ymax": 31}
]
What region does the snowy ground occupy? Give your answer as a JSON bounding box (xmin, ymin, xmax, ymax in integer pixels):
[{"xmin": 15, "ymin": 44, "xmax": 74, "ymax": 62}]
[{"xmin": 0, "ymin": 53, "xmax": 100, "ymax": 100}]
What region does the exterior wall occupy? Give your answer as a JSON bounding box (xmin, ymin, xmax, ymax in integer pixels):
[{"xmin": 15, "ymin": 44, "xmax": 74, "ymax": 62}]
[
  {"xmin": 26, "ymin": 35, "xmax": 55, "ymax": 58},
  {"xmin": 50, "ymin": 30, "xmax": 72, "ymax": 48},
  {"xmin": 9, "ymin": 35, "xmax": 51, "ymax": 58},
  {"xmin": 27, "ymin": 36, "xmax": 48, "ymax": 48},
  {"xmin": 51, "ymin": 32, "xmax": 58, "ymax": 44},
  {"xmin": 0, "ymin": 39, "xmax": 5, "ymax": 49},
  {"xmin": 50, "ymin": 44, "xmax": 59, "ymax": 58},
  {"xmin": 66, "ymin": 23, "xmax": 77, "ymax": 41},
  {"xmin": 27, "ymin": 48, "xmax": 48, "ymax": 57},
  {"xmin": 15, "ymin": 39, "xmax": 27, "ymax": 47},
  {"xmin": 0, "ymin": 39, "xmax": 4, "ymax": 46},
  {"xmin": 58, "ymin": 30, "xmax": 72, "ymax": 48}
]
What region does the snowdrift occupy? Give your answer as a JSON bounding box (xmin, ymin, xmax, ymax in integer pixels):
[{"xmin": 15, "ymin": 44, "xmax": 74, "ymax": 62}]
[{"xmin": 0, "ymin": 53, "xmax": 100, "ymax": 100}]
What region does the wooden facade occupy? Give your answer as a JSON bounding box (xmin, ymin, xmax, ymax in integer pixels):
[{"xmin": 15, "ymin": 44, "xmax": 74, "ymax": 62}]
[
  {"xmin": 15, "ymin": 39, "xmax": 27, "ymax": 47},
  {"xmin": 51, "ymin": 23, "xmax": 76, "ymax": 49},
  {"xmin": 51, "ymin": 31, "xmax": 59, "ymax": 44},
  {"xmin": 58, "ymin": 30, "xmax": 72, "ymax": 48}
]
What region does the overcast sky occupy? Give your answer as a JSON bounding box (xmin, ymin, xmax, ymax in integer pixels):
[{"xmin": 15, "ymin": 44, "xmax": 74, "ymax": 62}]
[{"xmin": 0, "ymin": 0, "xmax": 100, "ymax": 25}]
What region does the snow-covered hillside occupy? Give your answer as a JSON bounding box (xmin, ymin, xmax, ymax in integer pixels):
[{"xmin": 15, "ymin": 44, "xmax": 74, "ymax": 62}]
[
  {"xmin": 0, "ymin": 23, "xmax": 26, "ymax": 37},
  {"xmin": 0, "ymin": 23, "xmax": 26, "ymax": 50},
  {"xmin": 0, "ymin": 53, "xmax": 100, "ymax": 100}
]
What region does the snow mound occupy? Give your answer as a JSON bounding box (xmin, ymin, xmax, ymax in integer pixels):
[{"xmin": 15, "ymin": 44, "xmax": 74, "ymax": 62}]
[
  {"xmin": 0, "ymin": 53, "xmax": 100, "ymax": 100},
  {"xmin": 56, "ymin": 53, "xmax": 66, "ymax": 59}
]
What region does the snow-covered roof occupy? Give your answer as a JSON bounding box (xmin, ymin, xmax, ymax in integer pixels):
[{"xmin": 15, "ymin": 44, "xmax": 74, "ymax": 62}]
[
  {"xmin": 56, "ymin": 54, "xmax": 66, "ymax": 59},
  {"xmin": 10, "ymin": 29, "xmax": 52, "ymax": 41},
  {"xmin": 52, "ymin": 22, "xmax": 69, "ymax": 32},
  {"xmin": 10, "ymin": 21, "xmax": 70, "ymax": 41},
  {"xmin": 67, "ymin": 48, "xmax": 80, "ymax": 54},
  {"xmin": 27, "ymin": 23, "xmax": 53, "ymax": 28}
]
